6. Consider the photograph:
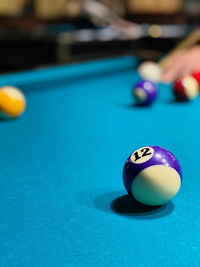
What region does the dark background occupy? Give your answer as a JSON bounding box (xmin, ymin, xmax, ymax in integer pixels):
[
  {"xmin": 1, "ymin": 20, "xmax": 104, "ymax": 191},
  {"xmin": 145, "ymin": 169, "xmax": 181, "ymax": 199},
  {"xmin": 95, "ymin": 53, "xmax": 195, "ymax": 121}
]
[{"xmin": 0, "ymin": 0, "xmax": 199, "ymax": 73}]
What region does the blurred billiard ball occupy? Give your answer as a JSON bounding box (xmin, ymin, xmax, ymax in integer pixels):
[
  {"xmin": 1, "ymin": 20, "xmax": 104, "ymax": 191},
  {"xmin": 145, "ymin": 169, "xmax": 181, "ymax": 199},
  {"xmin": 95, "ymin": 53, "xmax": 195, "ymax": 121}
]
[
  {"xmin": 173, "ymin": 76, "xmax": 199, "ymax": 101},
  {"xmin": 0, "ymin": 86, "xmax": 26, "ymax": 119},
  {"xmin": 192, "ymin": 70, "xmax": 200, "ymax": 86},
  {"xmin": 133, "ymin": 80, "xmax": 157, "ymax": 106},
  {"xmin": 138, "ymin": 61, "xmax": 162, "ymax": 83}
]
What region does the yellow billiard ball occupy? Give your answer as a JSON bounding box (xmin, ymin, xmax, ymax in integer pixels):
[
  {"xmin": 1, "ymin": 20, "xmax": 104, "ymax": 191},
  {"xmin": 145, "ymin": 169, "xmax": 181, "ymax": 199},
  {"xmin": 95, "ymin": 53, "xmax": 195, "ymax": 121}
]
[{"xmin": 0, "ymin": 86, "xmax": 26, "ymax": 119}]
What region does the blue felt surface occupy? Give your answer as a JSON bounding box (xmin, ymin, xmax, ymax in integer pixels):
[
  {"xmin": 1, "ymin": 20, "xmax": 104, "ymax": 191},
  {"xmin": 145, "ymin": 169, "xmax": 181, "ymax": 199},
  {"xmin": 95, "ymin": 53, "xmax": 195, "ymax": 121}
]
[{"xmin": 1, "ymin": 56, "xmax": 200, "ymax": 266}]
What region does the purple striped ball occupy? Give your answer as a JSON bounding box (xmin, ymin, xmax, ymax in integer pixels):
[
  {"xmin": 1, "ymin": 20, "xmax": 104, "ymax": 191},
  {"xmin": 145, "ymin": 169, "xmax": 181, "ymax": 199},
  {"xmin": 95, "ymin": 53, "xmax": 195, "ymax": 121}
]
[
  {"xmin": 123, "ymin": 146, "xmax": 182, "ymax": 206},
  {"xmin": 133, "ymin": 80, "xmax": 157, "ymax": 106}
]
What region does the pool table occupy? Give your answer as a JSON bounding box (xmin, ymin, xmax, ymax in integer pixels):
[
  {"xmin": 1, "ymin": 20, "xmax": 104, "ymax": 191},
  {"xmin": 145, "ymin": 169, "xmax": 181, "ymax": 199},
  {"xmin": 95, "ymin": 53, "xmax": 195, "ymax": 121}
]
[{"xmin": 1, "ymin": 56, "xmax": 200, "ymax": 266}]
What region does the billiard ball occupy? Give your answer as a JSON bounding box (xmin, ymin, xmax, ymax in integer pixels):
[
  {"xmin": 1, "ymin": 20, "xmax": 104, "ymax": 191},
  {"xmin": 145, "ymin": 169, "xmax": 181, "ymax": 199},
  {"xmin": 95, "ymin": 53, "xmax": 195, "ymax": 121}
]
[
  {"xmin": 173, "ymin": 76, "xmax": 199, "ymax": 101},
  {"xmin": 0, "ymin": 86, "xmax": 26, "ymax": 119},
  {"xmin": 192, "ymin": 70, "xmax": 200, "ymax": 86},
  {"xmin": 123, "ymin": 146, "xmax": 182, "ymax": 206},
  {"xmin": 138, "ymin": 61, "xmax": 162, "ymax": 83},
  {"xmin": 133, "ymin": 80, "xmax": 157, "ymax": 106}
]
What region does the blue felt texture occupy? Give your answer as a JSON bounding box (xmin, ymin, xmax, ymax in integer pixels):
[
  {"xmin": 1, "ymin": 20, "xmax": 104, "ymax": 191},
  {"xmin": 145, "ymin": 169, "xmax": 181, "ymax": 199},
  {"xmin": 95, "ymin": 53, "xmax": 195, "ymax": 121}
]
[{"xmin": 0, "ymin": 56, "xmax": 200, "ymax": 266}]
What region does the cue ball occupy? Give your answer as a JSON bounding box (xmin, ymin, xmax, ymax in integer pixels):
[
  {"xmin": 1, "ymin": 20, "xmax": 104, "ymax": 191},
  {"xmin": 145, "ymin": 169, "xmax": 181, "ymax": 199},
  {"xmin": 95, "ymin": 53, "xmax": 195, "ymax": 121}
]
[
  {"xmin": 138, "ymin": 61, "xmax": 162, "ymax": 83},
  {"xmin": 173, "ymin": 76, "xmax": 199, "ymax": 101},
  {"xmin": 123, "ymin": 146, "xmax": 182, "ymax": 206},
  {"xmin": 0, "ymin": 86, "xmax": 26, "ymax": 119},
  {"xmin": 133, "ymin": 80, "xmax": 157, "ymax": 106}
]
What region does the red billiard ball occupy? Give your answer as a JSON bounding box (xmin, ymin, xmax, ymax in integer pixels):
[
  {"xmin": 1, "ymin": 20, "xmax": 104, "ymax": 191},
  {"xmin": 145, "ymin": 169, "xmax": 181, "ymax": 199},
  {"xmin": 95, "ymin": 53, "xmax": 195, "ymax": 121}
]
[
  {"xmin": 192, "ymin": 70, "xmax": 200, "ymax": 86},
  {"xmin": 173, "ymin": 76, "xmax": 199, "ymax": 101}
]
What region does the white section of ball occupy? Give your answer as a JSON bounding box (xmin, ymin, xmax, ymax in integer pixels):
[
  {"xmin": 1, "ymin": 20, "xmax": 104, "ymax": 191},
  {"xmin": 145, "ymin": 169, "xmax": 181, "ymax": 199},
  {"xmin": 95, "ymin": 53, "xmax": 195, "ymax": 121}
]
[
  {"xmin": 133, "ymin": 88, "xmax": 147, "ymax": 104},
  {"xmin": 131, "ymin": 165, "xmax": 181, "ymax": 206},
  {"xmin": 183, "ymin": 76, "xmax": 199, "ymax": 99}
]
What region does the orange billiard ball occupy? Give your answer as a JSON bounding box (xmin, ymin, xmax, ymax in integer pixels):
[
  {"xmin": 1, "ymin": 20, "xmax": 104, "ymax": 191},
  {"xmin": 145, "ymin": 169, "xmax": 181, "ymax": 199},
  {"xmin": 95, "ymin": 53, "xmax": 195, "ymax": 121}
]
[{"xmin": 0, "ymin": 86, "xmax": 26, "ymax": 119}]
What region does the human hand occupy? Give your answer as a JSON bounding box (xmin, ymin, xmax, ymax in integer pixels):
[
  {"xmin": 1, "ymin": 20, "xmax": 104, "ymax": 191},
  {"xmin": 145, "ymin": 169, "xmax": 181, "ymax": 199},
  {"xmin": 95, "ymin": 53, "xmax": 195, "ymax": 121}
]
[{"xmin": 162, "ymin": 45, "xmax": 200, "ymax": 83}]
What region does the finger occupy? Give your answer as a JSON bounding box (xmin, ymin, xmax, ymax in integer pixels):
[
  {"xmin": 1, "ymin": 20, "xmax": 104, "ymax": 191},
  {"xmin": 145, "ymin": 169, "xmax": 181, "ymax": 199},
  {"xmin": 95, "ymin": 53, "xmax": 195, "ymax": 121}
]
[
  {"xmin": 162, "ymin": 59, "xmax": 185, "ymax": 83},
  {"xmin": 180, "ymin": 63, "xmax": 195, "ymax": 77},
  {"xmin": 179, "ymin": 52, "xmax": 200, "ymax": 77},
  {"xmin": 162, "ymin": 50, "xmax": 186, "ymax": 70}
]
